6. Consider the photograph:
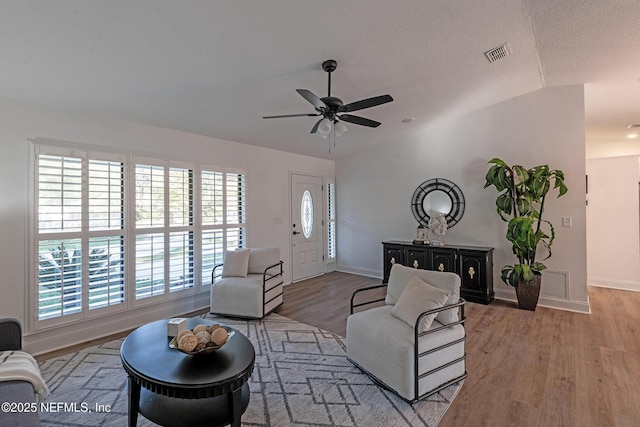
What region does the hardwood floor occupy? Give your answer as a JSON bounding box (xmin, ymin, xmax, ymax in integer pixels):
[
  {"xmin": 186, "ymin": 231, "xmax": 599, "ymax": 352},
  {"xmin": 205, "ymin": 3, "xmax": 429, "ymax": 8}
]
[{"xmin": 277, "ymin": 272, "xmax": 640, "ymax": 426}]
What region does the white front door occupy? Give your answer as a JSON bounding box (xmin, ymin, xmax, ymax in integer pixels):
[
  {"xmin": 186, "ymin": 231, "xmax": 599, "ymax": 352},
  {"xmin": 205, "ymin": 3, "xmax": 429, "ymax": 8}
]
[{"xmin": 291, "ymin": 174, "xmax": 324, "ymax": 282}]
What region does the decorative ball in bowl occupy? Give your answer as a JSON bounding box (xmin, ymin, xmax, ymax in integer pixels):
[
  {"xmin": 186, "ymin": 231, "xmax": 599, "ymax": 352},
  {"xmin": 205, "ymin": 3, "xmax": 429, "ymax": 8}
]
[{"xmin": 169, "ymin": 324, "xmax": 234, "ymax": 355}]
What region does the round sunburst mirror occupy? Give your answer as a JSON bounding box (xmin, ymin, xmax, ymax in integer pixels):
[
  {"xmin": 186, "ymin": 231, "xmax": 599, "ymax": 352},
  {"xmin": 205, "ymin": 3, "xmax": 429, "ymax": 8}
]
[{"xmin": 411, "ymin": 178, "xmax": 465, "ymax": 228}]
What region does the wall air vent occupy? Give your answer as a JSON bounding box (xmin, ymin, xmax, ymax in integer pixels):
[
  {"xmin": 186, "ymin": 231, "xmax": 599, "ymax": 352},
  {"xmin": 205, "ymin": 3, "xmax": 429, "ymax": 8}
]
[{"xmin": 484, "ymin": 43, "xmax": 511, "ymax": 63}]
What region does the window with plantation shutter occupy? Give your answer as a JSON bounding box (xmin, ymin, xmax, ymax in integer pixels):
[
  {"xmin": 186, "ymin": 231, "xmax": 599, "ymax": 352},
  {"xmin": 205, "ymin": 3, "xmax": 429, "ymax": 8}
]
[
  {"xmin": 36, "ymin": 154, "xmax": 126, "ymax": 321},
  {"xmin": 38, "ymin": 155, "xmax": 82, "ymax": 232},
  {"xmin": 31, "ymin": 142, "xmax": 247, "ymax": 329},
  {"xmin": 88, "ymin": 160, "xmax": 125, "ymax": 310},
  {"xmin": 200, "ymin": 168, "xmax": 246, "ymax": 285},
  {"xmin": 327, "ymin": 181, "xmax": 336, "ymax": 261},
  {"xmin": 168, "ymin": 166, "xmax": 194, "ymax": 292},
  {"xmin": 134, "ymin": 164, "xmax": 196, "ymax": 299}
]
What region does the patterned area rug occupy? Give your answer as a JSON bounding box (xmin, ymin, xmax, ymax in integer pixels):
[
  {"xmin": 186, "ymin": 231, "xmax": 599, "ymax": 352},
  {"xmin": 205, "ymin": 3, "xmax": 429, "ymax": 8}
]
[{"xmin": 38, "ymin": 313, "xmax": 462, "ymax": 426}]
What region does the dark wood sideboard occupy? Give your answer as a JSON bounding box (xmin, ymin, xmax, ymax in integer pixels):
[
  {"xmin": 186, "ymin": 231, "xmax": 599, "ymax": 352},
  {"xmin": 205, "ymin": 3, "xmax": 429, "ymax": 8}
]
[{"xmin": 382, "ymin": 240, "xmax": 494, "ymax": 304}]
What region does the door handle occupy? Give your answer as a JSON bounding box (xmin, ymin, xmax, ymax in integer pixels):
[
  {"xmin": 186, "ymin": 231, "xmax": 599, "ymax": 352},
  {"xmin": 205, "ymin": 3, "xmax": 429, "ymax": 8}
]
[{"xmin": 292, "ymin": 231, "xmax": 300, "ymax": 235}]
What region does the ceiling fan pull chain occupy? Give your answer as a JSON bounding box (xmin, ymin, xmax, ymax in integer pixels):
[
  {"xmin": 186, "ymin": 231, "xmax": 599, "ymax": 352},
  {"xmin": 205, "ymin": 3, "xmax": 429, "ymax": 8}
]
[{"xmin": 333, "ymin": 125, "xmax": 336, "ymax": 149}]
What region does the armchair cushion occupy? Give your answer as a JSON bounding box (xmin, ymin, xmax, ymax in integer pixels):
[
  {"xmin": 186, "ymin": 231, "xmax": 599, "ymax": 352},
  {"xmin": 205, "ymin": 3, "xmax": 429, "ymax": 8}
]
[
  {"xmin": 385, "ymin": 264, "xmax": 460, "ymax": 325},
  {"xmin": 221, "ymin": 249, "xmax": 250, "ymax": 278},
  {"xmin": 391, "ymin": 276, "xmax": 450, "ymax": 333},
  {"xmin": 248, "ymin": 247, "xmax": 280, "ymax": 274}
]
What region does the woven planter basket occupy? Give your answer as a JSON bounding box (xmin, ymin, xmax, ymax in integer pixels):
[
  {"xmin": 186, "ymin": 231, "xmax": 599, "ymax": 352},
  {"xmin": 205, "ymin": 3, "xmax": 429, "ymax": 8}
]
[{"xmin": 515, "ymin": 273, "xmax": 541, "ymax": 311}]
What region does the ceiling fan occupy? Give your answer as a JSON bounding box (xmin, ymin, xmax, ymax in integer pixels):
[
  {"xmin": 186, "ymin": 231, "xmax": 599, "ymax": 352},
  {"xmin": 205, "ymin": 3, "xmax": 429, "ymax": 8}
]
[{"xmin": 263, "ymin": 59, "xmax": 393, "ymax": 139}]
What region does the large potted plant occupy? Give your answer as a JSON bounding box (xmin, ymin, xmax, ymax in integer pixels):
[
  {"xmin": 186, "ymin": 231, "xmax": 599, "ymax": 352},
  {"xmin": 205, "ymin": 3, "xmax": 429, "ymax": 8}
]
[{"xmin": 484, "ymin": 158, "xmax": 568, "ymax": 310}]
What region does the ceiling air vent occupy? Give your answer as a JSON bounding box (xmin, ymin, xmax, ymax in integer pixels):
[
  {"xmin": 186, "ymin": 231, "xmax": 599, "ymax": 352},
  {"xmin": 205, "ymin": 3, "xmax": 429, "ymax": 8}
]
[
  {"xmin": 626, "ymin": 124, "xmax": 640, "ymax": 128},
  {"xmin": 485, "ymin": 43, "xmax": 511, "ymax": 63}
]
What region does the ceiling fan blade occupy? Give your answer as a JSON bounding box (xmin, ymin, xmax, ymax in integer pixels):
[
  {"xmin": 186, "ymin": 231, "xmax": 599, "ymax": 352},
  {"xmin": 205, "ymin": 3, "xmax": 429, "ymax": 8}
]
[
  {"xmin": 310, "ymin": 118, "xmax": 323, "ymax": 134},
  {"xmin": 339, "ymin": 94, "xmax": 393, "ymax": 113},
  {"xmin": 263, "ymin": 113, "xmax": 321, "ymax": 119},
  {"xmin": 339, "ymin": 114, "xmax": 381, "ymax": 128},
  {"xmin": 296, "ymin": 89, "xmax": 327, "ymax": 110}
]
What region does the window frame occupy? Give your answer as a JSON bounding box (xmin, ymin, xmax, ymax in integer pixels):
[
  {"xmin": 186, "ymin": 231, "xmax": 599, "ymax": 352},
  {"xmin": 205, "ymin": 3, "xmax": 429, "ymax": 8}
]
[
  {"xmin": 325, "ymin": 178, "xmax": 336, "ymax": 263},
  {"xmin": 29, "ymin": 142, "xmax": 246, "ymax": 331}
]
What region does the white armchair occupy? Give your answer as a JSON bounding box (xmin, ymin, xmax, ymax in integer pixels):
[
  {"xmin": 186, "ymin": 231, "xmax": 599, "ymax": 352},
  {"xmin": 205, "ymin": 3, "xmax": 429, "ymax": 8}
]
[
  {"xmin": 210, "ymin": 247, "xmax": 284, "ymax": 319},
  {"xmin": 346, "ymin": 263, "xmax": 467, "ymax": 402}
]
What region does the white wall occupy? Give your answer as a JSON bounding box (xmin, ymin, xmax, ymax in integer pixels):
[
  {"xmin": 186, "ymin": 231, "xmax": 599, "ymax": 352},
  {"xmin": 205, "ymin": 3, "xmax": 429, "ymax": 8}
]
[
  {"xmin": 586, "ymin": 138, "xmax": 640, "ymax": 159},
  {"xmin": 336, "ymin": 85, "xmax": 589, "ymax": 312},
  {"xmin": 0, "ymin": 95, "xmax": 333, "ymax": 354},
  {"xmin": 586, "ymin": 156, "xmax": 640, "ymax": 290}
]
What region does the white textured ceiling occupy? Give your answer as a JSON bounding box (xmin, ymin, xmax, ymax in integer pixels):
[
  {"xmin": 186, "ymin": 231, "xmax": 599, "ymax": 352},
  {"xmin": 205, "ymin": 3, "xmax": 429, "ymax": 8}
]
[{"xmin": 0, "ymin": 0, "xmax": 638, "ymax": 159}]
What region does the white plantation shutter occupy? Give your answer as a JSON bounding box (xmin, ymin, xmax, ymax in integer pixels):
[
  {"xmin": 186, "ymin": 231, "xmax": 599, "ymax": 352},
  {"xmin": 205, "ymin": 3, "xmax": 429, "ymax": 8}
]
[
  {"xmin": 36, "ymin": 154, "xmax": 126, "ymax": 321},
  {"xmin": 38, "ymin": 155, "xmax": 82, "ymax": 232},
  {"xmin": 36, "ymin": 155, "xmax": 83, "ymax": 320},
  {"xmin": 135, "ymin": 164, "xmax": 165, "ymax": 228},
  {"xmin": 202, "ymin": 170, "xmax": 224, "ymax": 225},
  {"xmin": 169, "ymin": 231, "xmax": 194, "ymax": 292},
  {"xmin": 32, "ymin": 142, "xmax": 248, "ymax": 328},
  {"xmin": 226, "ymin": 172, "xmax": 246, "ymax": 225},
  {"xmin": 200, "ymin": 168, "xmax": 246, "ymax": 284},
  {"xmin": 38, "ymin": 239, "xmax": 82, "ymax": 320},
  {"xmin": 226, "ymin": 172, "xmax": 246, "ymax": 249},
  {"xmin": 327, "ymin": 181, "xmax": 336, "ymax": 260},
  {"xmin": 88, "ymin": 160, "xmax": 124, "ymax": 230},
  {"xmin": 201, "ymin": 229, "xmax": 224, "ymax": 286},
  {"xmin": 87, "ymin": 235, "xmax": 125, "ymax": 309},
  {"xmin": 169, "ymin": 167, "xmax": 193, "ymax": 227},
  {"xmin": 135, "ymin": 233, "xmax": 165, "ymax": 299},
  {"xmin": 168, "ymin": 167, "xmax": 194, "ymax": 292},
  {"xmin": 87, "ymin": 159, "xmax": 125, "ymax": 310}
]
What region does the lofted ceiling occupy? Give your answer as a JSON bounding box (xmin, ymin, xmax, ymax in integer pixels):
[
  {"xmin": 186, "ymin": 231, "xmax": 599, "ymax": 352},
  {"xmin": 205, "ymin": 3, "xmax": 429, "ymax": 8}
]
[{"xmin": 0, "ymin": 1, "xmax": 639, "ymax": 159}]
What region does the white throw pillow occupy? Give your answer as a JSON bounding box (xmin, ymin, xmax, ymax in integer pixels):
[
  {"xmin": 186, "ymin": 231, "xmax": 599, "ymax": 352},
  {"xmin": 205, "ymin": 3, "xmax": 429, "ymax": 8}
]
[
  {"xmin": 248, "ymin": 247, "xmax": 280, "ymax": 274},
  {"xmin": 390, "ymin": 275, "xmax": 451, "ymax": 333},
  {"xmin": 222, "ymin": 249, "xmax": 251, "ymax": 278}
]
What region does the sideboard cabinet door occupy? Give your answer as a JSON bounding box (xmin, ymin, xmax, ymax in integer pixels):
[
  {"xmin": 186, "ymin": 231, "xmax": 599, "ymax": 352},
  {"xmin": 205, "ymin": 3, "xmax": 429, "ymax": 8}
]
[
  {"xmin": 428, "ymin": 248, "xmax": 457, "ymax": 273},
  {"xmin": 383, "ymin": 244, "xmax": 403, "ymax": 282},
  {"xmin": 458, "ymin": 249, "xmax": 494, "ymax": 304},
  {"xmin": 405, "ymin": 247, "xmax": 428, "ymax": 270}
]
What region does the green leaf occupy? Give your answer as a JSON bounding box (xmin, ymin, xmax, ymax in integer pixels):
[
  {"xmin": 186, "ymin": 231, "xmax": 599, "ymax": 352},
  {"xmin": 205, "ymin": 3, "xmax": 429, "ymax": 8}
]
[
  {"xmin": 530, "ymin": 262, "xmax": 547, "ymax": 272},
  {"xmin": 501, "ymin": 265, "xmax": 513, "ymax": 286},
  {"xmin": 496, "ymin": 193, "xmax": 513, "ymax": 216},
  {"xmin": 521, "ymin": 264, "xmax": 534, "ymax": 283},
  {"xmin": 488, "ymin": 158, "xmax": 507, "ymax": 167},
  {"xmin": 511, "ymin": 165, "xmax": 525, "ymax": 183}
]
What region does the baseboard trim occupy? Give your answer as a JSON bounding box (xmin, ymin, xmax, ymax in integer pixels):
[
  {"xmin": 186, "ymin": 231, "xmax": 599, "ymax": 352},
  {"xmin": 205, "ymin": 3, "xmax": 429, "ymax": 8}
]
[
  {"xmin": 588, "ymin": 277, "xmax": 640, "ymax": 292},
  {"xmin": 24, "ymin": 292, "xmax": 211, "ymax": 356},
  {"xmin": 336, "ymin": 265, "xmax": 381, "ymax": 279}
]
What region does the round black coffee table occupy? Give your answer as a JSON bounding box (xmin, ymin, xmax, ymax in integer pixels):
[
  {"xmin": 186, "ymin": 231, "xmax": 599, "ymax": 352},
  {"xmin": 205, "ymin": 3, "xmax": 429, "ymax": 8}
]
[{"xmin": 120, "ymin": 318, "xmax": 255, "ymax": 427}]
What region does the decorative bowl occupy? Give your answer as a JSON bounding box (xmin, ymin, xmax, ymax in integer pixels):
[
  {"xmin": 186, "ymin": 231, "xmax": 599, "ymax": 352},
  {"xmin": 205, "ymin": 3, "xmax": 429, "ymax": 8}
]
[{"xmin": 168, "ymin": 326, "xmax": 235, "ymax": 355}]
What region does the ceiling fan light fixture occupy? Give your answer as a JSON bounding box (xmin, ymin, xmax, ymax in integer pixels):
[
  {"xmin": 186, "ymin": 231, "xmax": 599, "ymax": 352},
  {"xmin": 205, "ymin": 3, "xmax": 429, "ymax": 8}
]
[
  {"xmin": 317, "ymin": 118, "xmax": 332, "ymax": 135},
  {"xmin": 334, "ymin": 121, "xmax": 348, "ymax": 137}
]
